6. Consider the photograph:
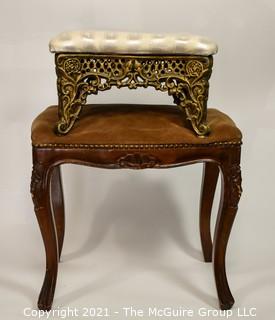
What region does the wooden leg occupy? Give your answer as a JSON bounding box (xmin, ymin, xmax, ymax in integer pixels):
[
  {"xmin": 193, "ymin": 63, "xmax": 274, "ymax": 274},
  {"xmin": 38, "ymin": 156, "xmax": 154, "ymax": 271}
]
[
  {"xmin": 200, "ymin": 162, "xmax": 219, "ymax": 262},
  {"xmin": 213, "ymin": 154, "xmax": 242, "ymax": 310},
  {"xmin": 31, "ymin": 158, "xmax": 58, "ymax": 311},
  {"xmin": 51, "ymin": 166, "xmax": 65, "ymax": 261}
]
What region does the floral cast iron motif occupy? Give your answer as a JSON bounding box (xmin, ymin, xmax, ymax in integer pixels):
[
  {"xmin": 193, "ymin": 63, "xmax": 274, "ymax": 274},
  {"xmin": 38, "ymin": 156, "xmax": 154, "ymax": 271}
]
[{"xmin": 55, "ymin": 54, "xmax": 213, "ymax": 136}]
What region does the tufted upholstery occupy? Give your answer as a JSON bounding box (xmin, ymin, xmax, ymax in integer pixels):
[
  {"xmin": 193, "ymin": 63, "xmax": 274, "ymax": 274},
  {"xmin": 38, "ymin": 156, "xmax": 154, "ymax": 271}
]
[
  {"xmin": 32, "ymin": 104, "xmax": 241, "ymax": 147},
  {"xmin": 49, "ymin": 30, "xmax": 218, "ymax": 56}
]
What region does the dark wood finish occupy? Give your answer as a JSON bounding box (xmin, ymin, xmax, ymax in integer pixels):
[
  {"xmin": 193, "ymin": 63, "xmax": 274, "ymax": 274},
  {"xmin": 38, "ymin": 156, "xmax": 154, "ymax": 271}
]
[
  {"xmin": 213, "ymin": 149, "xmax": 242, "ymax": 310},
  {"xmin": 51, "ymin": 166, "xmax": 65, "ymax": 260},
  {"xmin": 31, "ymin": 142, "xmax": 242, "ymax": 311},
  {"xmin": 31, "ymin": 152, "xmax": 59, "ymax": 311},
  {"xmin": 199, "ymin": 162, "xmax": 220, "ymax": 262}
]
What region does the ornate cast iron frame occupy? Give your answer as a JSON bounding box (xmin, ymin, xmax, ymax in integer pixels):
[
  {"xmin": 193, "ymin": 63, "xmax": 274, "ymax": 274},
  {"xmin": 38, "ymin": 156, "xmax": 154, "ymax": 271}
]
[{"xmin": 55, "ymin": 53, "xmax": 213, "ymax": 136}]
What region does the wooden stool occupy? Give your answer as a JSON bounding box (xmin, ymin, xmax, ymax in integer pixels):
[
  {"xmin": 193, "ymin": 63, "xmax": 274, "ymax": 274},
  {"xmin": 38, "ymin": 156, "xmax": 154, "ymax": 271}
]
[{"xmin": 31, "ymin": 103, "xmax": 242, "ymax": 311}]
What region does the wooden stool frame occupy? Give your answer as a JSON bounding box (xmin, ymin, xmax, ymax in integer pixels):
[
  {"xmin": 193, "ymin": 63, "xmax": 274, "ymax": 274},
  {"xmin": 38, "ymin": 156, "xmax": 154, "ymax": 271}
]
[{"xmin": 31, "ymin": 141, "xmax": 242, "ymax": 311}]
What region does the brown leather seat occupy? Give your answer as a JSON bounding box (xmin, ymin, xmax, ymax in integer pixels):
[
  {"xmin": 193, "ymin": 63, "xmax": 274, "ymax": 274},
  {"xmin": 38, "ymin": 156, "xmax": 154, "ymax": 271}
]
[{"xmin": 31, "ymin": 104, "xmax": 242, "ymax": 147}]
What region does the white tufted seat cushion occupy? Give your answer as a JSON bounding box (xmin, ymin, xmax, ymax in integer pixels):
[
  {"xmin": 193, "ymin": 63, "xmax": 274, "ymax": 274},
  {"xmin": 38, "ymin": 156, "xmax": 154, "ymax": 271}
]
[{"xmin": 49, "ymin": 30, "xmax": 218, "ymax": 56}]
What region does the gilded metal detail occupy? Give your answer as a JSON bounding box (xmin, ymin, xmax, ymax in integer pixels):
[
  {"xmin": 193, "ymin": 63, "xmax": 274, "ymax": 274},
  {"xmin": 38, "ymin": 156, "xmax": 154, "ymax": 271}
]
[{"xmin": 55, "ymin": 53, "xmax": 213, "ymax": 136}]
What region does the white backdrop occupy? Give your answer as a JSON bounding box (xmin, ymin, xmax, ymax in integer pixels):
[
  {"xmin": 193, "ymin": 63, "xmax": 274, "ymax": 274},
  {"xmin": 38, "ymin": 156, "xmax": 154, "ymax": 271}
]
[{"xmin": 0, "ymin": 0, "xmax": 274, "ymax": 319}]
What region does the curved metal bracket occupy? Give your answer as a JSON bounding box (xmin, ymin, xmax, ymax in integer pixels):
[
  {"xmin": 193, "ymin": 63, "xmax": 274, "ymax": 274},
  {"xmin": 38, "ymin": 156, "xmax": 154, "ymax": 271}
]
[{"xmin": 55, "ymin": 53, "xmax": 213, "ymax": 136}]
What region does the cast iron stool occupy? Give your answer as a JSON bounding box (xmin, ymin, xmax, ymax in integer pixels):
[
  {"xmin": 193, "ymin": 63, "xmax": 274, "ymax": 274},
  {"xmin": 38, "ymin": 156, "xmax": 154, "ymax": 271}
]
[{"xmin": 31, "ymin": 103, "xmax": 242, "ymax": 311}]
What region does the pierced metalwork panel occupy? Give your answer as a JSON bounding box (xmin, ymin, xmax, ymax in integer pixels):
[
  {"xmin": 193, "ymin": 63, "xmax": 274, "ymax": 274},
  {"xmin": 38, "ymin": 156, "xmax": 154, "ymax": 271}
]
[{"xmin": 55, "ymin": 53, "xmax": 213, "ymax": 136}]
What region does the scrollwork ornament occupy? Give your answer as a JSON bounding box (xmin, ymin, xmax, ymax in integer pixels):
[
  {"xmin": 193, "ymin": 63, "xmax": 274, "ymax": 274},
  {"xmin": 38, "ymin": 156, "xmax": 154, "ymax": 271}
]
[
  {"xmin": 229, "ymin": 164, "xmax": 242, "ymax": 208},
  {"xmin": 118, "ymin": 153, "xmax": 160, "ymax": 169},
  {"xmin": 55, "ymin": 53, "xmax": 213, "ymax": 135},
  {"xmin": 186, "ymin": 60, "xmax": 204, "ymax": 77},
  {"xmin": 30, "ymin": 162, "xmax": 46, "ymax": 211}
]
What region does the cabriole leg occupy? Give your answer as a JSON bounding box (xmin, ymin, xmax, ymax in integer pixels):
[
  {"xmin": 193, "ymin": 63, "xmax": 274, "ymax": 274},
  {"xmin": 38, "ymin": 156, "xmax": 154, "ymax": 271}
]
[
  {"xmin": 200, "ymin": 162, "xmax": 219, "ymax": 262},
  {"xmin": 31, "ymin": 155, "xmax": 58, "ymax": 311},
  {"xmin": 51, "ymin": 166, "xmax": 65, "ymax": 261},
  {"xmin": 213, "ymin": 150, "xmax": 242, "ymax": 310}
]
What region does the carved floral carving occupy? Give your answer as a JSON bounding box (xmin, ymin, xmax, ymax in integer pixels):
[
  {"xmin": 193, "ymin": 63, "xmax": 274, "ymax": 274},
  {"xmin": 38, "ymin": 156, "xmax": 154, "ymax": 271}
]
[
  {"xmin": 220, "ymin": 161, "xmax": 242, "ymax": 209},
  {"xmin": 118, "ymin": 153, "xmax": 160, "ymax": 169},
  {"xmin": 30, "ymin": 162, "xmax": 46, "ymax": 211},
  {"xmin": 229, "ymin": 164, "xmax": 242, "ymax": 208}
]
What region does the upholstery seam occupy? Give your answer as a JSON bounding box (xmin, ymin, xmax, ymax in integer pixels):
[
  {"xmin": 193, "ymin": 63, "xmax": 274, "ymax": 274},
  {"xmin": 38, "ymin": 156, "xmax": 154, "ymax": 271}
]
[{"xmin": 32, "ymin": 141, "xmax": 242, "ymax": 150}]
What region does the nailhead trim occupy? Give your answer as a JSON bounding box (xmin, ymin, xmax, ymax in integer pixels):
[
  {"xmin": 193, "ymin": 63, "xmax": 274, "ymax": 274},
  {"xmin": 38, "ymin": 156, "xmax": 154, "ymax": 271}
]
[{"xmin": 32, "ymin": 141, "xmax": 242, "ymax": 150}]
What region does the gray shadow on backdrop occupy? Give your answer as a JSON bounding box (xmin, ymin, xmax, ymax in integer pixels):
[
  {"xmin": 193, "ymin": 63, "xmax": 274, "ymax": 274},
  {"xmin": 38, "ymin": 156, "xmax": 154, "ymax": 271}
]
[
  {"xmin": 63, "ymin": 173, "xmax": 202, "ymax": 262},
  {"xmin": 0, "ymin": 277, "xmax": 38, "ymax": 309},
  {"xmin": 57, "ymin": 172, "xmax": 219, "ymax": 307}
]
